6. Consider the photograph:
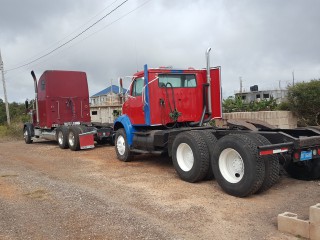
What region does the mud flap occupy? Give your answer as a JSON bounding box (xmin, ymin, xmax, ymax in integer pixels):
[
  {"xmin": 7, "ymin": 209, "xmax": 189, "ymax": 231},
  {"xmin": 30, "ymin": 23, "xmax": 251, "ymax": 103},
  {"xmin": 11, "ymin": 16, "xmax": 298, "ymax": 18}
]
[{"xmin": 79, "ymin": 131, "xmax": 95, "ymax": 150}]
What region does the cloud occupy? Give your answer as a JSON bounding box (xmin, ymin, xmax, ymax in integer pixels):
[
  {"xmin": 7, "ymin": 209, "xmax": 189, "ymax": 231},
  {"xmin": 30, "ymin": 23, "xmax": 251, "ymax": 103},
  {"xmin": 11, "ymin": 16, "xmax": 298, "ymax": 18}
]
[{"xmin": 0, "ymin": 0, "xmax": 319, "ymax": 102}]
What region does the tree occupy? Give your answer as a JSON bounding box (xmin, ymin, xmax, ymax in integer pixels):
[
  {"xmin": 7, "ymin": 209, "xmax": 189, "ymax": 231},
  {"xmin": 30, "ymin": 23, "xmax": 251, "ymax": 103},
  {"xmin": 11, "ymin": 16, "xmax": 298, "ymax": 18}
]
[
  {"xmin": 287, "ymin": 79, "xmax": 320, "ymax": 126},
  {"xmin": 0, "ymin": 99, "xmax": 28, "ymax": 125}
]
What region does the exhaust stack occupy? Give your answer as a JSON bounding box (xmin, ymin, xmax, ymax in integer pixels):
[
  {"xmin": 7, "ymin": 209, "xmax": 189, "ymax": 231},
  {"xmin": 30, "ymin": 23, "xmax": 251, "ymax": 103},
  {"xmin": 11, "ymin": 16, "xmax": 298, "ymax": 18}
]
[
  {"xmin": 31, "ymin": 71, "xmax": 39, "ymax": 124},
  {"xmin": 206, "ymin": 47, "xmax": 212, "ymax": 114}
]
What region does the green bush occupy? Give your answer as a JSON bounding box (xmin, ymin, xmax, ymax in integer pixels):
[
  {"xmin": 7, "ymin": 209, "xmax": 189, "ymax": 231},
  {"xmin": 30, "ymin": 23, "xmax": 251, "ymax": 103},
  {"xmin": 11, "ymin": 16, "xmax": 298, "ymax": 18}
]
[
  {"xmin": 0, "ymin": 99, "xmax": 29, "ymax": 140},
  {"xmin": 222, "ymin": 96, "xmax": 278, "ymax": 113},
  {"xmin": 276, "ymin": 101, "xmax": 290, "ymax": 111},
  {"xmin": 287, "ymin": 79, "xmax": 320, "ymax": 126}
]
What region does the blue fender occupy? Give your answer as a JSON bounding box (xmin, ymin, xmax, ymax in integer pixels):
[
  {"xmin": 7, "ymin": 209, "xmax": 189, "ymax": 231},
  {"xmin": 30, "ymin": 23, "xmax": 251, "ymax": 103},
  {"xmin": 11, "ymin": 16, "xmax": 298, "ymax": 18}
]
[{"xmin": 114, "ymin": 115, "xmax": 136, "ymax": 146}]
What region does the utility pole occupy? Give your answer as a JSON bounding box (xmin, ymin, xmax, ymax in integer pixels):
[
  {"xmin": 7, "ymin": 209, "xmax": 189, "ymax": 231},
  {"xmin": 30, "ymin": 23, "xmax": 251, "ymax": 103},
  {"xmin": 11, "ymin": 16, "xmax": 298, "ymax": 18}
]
[
  {"xmin": 0, "ymin": 49, "xmax": 11, "ymax": 125},
  {"xmin": 292, "ymin": 71, "xmax": 295, "ymax": 86}
]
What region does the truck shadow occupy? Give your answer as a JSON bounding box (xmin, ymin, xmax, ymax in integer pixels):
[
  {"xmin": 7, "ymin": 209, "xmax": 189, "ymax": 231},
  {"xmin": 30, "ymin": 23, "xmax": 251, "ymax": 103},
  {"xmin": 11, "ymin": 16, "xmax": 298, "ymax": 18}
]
[{"xmin": 130, "ymin": 153, "xmax": 173, "ymax": 168}]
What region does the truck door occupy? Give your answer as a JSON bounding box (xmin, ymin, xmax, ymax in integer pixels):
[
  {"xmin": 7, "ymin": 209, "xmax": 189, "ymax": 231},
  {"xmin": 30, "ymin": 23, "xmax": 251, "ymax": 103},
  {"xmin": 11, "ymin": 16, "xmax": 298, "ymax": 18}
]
[{"xmin": 127, "ymin": 77, "xmax": 145, "ymax": 125}]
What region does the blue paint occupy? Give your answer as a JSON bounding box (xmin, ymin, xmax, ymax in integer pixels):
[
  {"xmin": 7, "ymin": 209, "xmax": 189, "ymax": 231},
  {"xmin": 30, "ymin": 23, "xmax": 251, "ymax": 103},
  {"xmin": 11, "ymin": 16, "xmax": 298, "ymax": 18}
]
[
  {"xmin": 143, "ymin": 64, "xmax": 151, "ymax": 125},
  {"xmin": 170, "ymin": 69, "xmax": 184, "ymax": 74},
  {"xmin": 114, "ymin": 115, "xmax": 136, "ymax": 146}
]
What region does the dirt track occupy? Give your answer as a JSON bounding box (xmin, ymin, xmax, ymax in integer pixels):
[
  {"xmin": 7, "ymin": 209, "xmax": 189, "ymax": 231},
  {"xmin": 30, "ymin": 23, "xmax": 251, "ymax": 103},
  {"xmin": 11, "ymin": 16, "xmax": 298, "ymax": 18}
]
[{"xmin": 0, "ymin": 139, "xmax": 319, "ymax": 240}]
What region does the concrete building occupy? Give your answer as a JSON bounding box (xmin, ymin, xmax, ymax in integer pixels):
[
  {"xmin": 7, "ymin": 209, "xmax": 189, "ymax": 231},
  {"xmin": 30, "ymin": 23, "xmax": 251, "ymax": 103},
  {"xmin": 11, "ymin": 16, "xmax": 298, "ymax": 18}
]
[
  {"xmin": 90, "ymin": 85, "xmax": 126, "ymax": 123},
  {"xmin": 235, "ymin": 85, "xmax": 288, "ymax": 104}
]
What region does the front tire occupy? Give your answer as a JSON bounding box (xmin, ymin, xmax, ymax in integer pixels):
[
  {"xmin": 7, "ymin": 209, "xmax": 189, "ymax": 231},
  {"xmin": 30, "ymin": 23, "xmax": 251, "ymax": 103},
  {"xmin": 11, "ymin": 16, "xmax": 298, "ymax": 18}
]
[
  {"xmin": 115, "ymin": 128, "xmax": 132, "ymax": 162},
  {"xmin": 23, "ymin": 127, "xmax": 32, "ymax": 144},
  {"xmin": 172, "ymin": 131, "xmax": 209, "ymax": 183},
  {"xmin": 212, "ymin": 134, "xmax": 265, "ymax": 197}
]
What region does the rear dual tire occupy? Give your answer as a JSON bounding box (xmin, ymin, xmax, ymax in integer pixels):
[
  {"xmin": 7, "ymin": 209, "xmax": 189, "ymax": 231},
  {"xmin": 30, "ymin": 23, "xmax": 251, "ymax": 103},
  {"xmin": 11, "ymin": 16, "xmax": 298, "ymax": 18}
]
[
  {"xmin": 172, "ymin": 131, "xmax": 210, "ymax": 183},
  {"xmin": 68, "ymin": 126, "xmax": 81, "ymax": 151},
  {"xmin": 211, "ymin": 134, "xmax": 265, "ymax": 197},
  {"xmin": 285, "ymin": 159, "xmax": 320, "ymax": 180},
  {"xmin": 56, "ymin": 126, "xmax": 69, "ymax": 149},
  {"xmin": 244, "ymin": 133, "xmax": 280, "ymax": 193}
]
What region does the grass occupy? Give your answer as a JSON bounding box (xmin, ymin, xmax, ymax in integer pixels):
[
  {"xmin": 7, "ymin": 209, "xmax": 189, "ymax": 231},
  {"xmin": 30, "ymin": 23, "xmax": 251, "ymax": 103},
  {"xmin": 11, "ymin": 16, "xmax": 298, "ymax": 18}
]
[{"xmin": 0, "ymin": 121, "xmax": 24, "ymax": 141}]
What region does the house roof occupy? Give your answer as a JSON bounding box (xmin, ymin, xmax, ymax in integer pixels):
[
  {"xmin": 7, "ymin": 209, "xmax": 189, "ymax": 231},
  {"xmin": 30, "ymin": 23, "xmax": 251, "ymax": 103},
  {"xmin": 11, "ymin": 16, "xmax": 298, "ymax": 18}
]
[{"xmin": 91, "ymin": 85, "xmax": 127, "ymax": 97}]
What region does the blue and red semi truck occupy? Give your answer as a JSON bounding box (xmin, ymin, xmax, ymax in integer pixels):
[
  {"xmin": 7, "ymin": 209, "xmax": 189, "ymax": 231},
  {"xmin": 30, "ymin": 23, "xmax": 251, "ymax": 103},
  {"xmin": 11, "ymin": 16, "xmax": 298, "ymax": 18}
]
[
  {"xmin": 23, "ymin": 70, "xmax": 113, "ymax": 150},
  {"xmin": 114, "ymin": 48, "xmax": 320, "ymax": 197}
]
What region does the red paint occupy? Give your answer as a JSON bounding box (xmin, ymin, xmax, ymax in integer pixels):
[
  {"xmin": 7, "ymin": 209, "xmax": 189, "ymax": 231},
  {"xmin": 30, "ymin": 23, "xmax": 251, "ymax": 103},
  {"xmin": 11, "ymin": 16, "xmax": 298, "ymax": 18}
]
[
  {"xmin": 123, "ymin": 67, "xmax": 222, "ymax": 126},
  {"xmin": 36, "ymin": 70, "xmax": 91, "ymax": 128},
  {"xmin": 79, "ymin": 132, "xmax": 95, "ymax": 149},
  {"xmin": 260, "ymin": 150, "xmax": 273, "ymax": 156}
]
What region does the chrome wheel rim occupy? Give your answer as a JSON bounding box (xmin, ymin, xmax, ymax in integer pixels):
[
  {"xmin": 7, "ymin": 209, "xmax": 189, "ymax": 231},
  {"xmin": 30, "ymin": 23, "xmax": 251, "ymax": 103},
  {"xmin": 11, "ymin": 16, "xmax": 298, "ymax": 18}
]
[
  {"xmin": 68, "ymin": 132, "xmax": 75, "ymax": 147},
  {"xmin": 58, "ymin": 131, "xmax": 64, "ymax": 145},
  {"xmin": 24, "ymin": 129, "xmax": 28, "ymax": 140}
]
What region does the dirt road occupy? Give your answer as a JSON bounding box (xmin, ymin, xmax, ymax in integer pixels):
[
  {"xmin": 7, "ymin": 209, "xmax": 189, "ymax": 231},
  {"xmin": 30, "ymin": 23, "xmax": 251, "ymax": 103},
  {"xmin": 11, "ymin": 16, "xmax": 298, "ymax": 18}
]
[{"xmin": 0, "ymin": 140, "xmax": 319, "ymax": 239}]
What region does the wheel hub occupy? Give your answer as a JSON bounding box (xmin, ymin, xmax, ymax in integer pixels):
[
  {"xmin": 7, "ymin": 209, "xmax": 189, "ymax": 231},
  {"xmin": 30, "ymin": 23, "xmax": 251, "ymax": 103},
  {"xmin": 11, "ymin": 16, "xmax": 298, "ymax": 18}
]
[
  {"xmin": 219, "ymin": 148, "xmax": 244, "ymax": 183},
  {"xmin": 24, "ymin": 130, "xmax": 28, "ymax": 139},
  {"xmin": 69, "ymin": 132, "xmax": 75, "ymax": 146},
  {"xmin": 176, "ymin": 143, "xmax": 194, "ymax": 172},
  {"xmin": 58, "ymin": 132, "xmax": 63, "ymax": 145},
  {"xmin": 117, "ymin": 136, "xmax": 125, "ymax": 155}
]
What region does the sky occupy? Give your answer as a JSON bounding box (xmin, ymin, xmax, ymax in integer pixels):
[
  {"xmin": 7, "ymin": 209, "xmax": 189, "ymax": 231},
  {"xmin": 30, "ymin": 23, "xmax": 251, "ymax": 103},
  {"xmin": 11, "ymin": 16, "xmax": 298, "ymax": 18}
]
[{"xmin": 1, "ymin": 0, "xmax": 320, "ymax": 103}]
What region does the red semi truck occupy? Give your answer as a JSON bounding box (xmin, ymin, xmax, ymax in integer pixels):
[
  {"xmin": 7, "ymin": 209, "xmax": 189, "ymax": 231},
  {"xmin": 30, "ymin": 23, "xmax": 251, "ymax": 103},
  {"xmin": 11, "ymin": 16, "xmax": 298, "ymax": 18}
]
[
  {"xmin": 23, "ymin": 70, "xmax": 113, "ymax": 150},
  {"xmin": 113, "ymin": 48, "xmax": 320, "ymax": 197}
]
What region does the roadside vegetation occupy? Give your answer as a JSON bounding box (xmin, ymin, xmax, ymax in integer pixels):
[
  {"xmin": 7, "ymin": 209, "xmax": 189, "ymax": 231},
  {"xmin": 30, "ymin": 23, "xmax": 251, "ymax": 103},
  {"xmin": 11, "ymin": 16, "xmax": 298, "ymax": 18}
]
[
  {"xmin": 286, "ymin": 79, "xmax": 320, "ymax": 126},
  {"xmin": 222, "ymin": 79, "xmax": 320, "ymax": 126},
  {"xmin": 0, "ymin": 99, "xmax": 29, "ymax": 140}
]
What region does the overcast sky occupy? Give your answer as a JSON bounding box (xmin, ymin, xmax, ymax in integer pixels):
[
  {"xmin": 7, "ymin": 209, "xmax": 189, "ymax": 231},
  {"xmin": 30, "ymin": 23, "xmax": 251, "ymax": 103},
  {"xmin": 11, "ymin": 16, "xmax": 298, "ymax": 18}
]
[{"xmin": 1, "ymin": 0, "xmax": 320, "ymax": 102}]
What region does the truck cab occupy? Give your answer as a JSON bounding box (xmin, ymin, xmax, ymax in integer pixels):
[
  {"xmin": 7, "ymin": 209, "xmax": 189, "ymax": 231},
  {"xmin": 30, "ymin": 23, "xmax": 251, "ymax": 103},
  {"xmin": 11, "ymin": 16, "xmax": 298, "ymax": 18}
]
[{"xmin": 121, "ymin": 66, "xmax": 222, "ymax": 127}]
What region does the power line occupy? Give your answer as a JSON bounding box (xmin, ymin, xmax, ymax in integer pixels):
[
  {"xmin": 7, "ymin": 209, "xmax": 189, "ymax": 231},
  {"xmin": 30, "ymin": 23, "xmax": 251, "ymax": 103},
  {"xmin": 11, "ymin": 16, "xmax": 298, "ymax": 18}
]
[
  {"xmin": 75, "ymin": 0, "xmax": 152, "ymax": 44},
  {"xmin": 6, "ymin": 0, "xmax": 129, "ymax": 72},
  {"xmin": 8, "ymin": 0, "xmax": 120, "ymax": 69}
]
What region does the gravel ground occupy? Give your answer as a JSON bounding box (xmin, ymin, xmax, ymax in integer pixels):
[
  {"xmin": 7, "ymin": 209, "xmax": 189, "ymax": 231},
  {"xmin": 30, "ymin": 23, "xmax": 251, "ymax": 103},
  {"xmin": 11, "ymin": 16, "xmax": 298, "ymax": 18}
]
[{"xmin": 0, "ymin": 139, "xmax": 319, "ymax": 240}]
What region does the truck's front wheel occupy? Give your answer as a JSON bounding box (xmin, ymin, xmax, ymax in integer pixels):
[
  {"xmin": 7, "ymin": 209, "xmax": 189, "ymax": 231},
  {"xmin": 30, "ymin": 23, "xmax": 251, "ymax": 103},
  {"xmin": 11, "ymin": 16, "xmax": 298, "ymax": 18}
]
[
  {"xmin": 172, "ymin": 131, "xmax": 209, "ymax": 183},
  {"xmin": 115, "ymin": 128, "xmax": 132, "ymax": 162},
  {"xmin": 24, "ymin": 127, "xmax": 32, "ymax": 144}
]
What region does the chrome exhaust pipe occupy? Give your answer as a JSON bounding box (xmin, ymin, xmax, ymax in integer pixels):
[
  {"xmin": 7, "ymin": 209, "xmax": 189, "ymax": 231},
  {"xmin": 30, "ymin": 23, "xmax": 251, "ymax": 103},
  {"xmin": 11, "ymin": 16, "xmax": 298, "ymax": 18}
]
[
  {"xmin": 206, "ymin": 47, "xmax": 212, "ymax": 114},
  {"xmin": 31, "ymin": 71, "xmax": 39, "ymax": 124}
]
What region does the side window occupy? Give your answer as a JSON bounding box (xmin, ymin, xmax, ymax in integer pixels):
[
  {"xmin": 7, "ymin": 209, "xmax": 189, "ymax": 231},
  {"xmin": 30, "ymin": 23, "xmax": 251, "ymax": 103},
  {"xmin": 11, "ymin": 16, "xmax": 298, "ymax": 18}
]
[
  {"xmin": 184, "ymin": 75, "xmax": 196, "ymax": 87},
  {"xmin": 41, "ymin": 80, "xmax": 46, "ymax": 91},
  {"xmin": 132, "ymin": 77, "xmax": 144, "ymax": 96},
  {"xmin": 158, "ymin": 74, "xmax": 197, "ymax": 88}
]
